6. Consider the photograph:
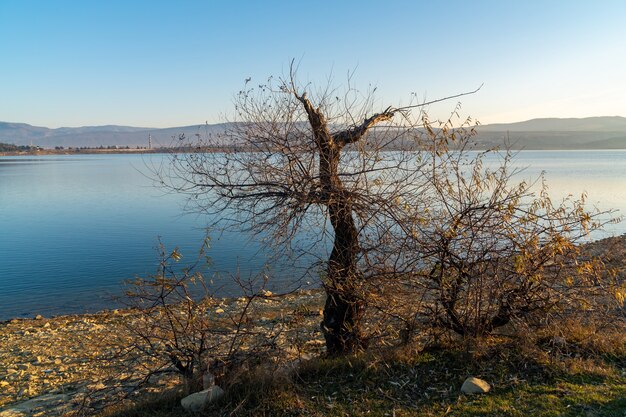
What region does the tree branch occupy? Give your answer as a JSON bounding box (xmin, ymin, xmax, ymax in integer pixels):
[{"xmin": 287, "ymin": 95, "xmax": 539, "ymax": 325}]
[
  {"xmin": 334, "ymin": 108, "xmax": 396, "ymax": 146},
  {"xmin": 394, "ymin": 84, "xmax": 483, "ymax": 112},
  {"xmin": 333, "ymin": 84, "xmax": 482, "ymax": 147},
  {"xmin": 294, "ymin": 91, "xmax": 331, "ymax": 146}
]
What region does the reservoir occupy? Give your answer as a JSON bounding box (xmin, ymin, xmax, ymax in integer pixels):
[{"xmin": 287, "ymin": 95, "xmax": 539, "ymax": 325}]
[{"xmin": 0, "ymin": 151, "xmax": 624, "ymax": 319}]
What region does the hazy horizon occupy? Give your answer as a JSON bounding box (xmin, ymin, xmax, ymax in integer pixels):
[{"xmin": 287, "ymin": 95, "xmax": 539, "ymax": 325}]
[{"xmin": 3, "ymin": 115, "xmax": 626, "ymax": 131}]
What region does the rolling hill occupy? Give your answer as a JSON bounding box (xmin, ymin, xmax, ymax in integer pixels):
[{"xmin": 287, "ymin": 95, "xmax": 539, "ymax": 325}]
[
  {"xmin": 0, "ymin": 122, "xmax": 231, "ymax": 149},
  {"xmin": 471, "ymin": 116, "xmax": 626, "ymax": 149},
  {"xmin": 1, "ymin": 116, "xmax": 625, "ymax": 150}
]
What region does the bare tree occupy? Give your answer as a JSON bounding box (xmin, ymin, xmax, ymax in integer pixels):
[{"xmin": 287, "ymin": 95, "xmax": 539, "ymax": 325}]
[
  {"xmin": 158, "ymin": 64, "xmax": 622, "ymax": 355},
  {"xmin": 159, "ymin": 64, "xmax": 479, "ymax": 354}
]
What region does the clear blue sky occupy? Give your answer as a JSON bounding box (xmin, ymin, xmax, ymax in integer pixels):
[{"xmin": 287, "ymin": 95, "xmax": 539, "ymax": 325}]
[{"xmin": 1, "ymin": 0, "xmax": 625, "ymax": 128}]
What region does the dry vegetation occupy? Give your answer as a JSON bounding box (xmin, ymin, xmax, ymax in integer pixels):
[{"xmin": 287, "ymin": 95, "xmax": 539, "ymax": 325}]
[{"xmin": 2, "ymin": 69, "xmax": 625, "ymax": 416}]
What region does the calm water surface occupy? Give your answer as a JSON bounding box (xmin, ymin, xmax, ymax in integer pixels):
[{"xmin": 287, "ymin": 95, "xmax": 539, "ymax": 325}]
[{"xmin": 0, "ymin": 151, "xmax": 624, "ymax": 319}]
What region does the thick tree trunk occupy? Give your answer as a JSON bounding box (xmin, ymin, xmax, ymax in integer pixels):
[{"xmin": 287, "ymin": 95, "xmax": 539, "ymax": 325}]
[
  {"xmin": 322, "ymin": 197, "xmax": 365, "ymax": 354},
  {"xmin": 294, "ymin": 91, "xmax": 393, "ymax": 354},
  {"xmin": 318, "ymin": 144, "xmax": 365, "ymax": 354}
]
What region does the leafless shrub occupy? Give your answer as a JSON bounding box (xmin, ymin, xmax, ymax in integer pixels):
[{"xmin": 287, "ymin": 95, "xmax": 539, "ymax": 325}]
[
  {"xmin": 74, "ymin": 241, "xmax": 310, "ymax": 414},
  {"xmin": 364, "ymin": 131, "xmax": 623, "ymax": 341},
  {"xmin": 127, "ymin": 242, "xmax": 293, "ymax": 388}
]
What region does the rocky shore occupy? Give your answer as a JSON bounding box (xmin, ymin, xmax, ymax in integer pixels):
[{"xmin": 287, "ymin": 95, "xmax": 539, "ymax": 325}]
[
  {"xmin": 0, "ymin": 235, "xmax": 623, "ymax": 417},
  {"xmin": 0, "ymin": 291, "xmax": 326, "ymax": 417},
  {"xmin": 0, "ymin": 309, "xmax": 177, "ymax": 416}
]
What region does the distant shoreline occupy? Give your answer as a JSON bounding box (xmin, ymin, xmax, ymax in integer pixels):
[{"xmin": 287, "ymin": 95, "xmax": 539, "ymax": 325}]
[
  {"xmin": 1, "ymin": 145, "xmax": 626, "ymax": 157},
  {"xmin": 0, "ymin": 148, "xmax": 169, "ymax": 157},
  {"xmin": 0, "ymin": 146, "xmax": 249, "ymax": 157}
]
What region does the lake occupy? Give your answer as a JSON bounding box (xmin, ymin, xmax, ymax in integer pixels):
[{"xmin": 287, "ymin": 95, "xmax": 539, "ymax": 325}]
[{"xmin": 1, "ymin": 151, "xmax": 624, "ymax": 319}]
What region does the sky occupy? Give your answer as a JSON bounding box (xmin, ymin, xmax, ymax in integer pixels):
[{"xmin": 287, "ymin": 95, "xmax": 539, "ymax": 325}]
[{"xmin": 1, "ymin": 0, "xmax": 625, "ymax": 128}]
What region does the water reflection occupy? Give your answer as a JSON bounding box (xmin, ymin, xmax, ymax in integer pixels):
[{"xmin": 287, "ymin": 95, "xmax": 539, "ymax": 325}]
[{"xmin": 0, "ymin": 151, "xmax": 623, "ymax": 319}]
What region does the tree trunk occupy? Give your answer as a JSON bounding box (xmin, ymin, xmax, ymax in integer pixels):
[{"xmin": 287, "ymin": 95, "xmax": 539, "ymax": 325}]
[
  {"xmin": 319, "ymin": 144, "xmax": 365, "ymax": 354},
  {"xmin": 322, "ymin": 197, "xmax": 365, "ymax": 354}
]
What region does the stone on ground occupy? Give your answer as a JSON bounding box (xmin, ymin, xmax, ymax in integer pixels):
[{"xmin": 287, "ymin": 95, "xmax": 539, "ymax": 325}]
[
  {"xmin": 180, "ymin": 386, "xmax": 224, "ymax": 412},
  {"xmin": 461, "ymin": 376, "xmax": 491, "ymax": 394}
]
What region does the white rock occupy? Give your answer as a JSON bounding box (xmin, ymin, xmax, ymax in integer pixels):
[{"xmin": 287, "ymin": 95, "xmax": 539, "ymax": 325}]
[
  {"xmin": 180, "ymin": 386, "xmax": 224, "ymax": 412},
  {"xmin": 461, "ymin": 377, "xmax": 491, "ymax": 394}
]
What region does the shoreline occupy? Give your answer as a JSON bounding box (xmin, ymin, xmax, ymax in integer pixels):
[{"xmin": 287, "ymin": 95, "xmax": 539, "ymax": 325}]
[{"xmin": 0, "ymin": 146, "xmax": 247, "ymax": 157}]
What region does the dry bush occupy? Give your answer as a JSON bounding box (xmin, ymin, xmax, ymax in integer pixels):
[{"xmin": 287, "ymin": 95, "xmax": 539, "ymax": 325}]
[
  {"xmin": 362, "ymin": 125, "xmax": 623, "ymax": 343},
  {"xmin": 77, "ymin": 241, "xmax": 319, "ymax": 414},
  {"xmin": 122, "ymin": 243, "xmax": 290, "ymax": 393}
]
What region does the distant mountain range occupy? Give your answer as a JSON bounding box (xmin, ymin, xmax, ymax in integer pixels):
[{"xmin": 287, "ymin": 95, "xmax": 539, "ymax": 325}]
[
  {"xmin": 0, "ymin": 122, "xmax": 231, "ymax": 149},
  {"xmin": 1, "ymin": 116, "xmax": 626, "ymax": 150},
  {"xmin": 471, "ymin": 116, "xmax": 626, "ymax": 149}
]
